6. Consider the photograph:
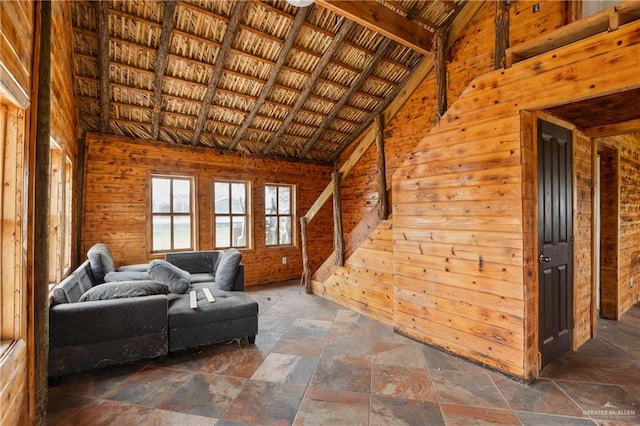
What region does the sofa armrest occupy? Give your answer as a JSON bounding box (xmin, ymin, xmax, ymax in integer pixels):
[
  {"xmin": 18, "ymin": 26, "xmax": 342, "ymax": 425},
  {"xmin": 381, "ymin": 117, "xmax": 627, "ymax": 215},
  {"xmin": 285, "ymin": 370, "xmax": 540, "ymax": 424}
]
[{"xmin": 49, "ymin": 295, "xmax": 167, "ymax": 348}]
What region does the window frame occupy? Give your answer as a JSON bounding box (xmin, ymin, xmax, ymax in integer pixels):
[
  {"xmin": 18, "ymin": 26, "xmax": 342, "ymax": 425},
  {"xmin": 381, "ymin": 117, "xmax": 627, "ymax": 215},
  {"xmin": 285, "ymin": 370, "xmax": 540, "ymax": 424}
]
[
  {"xmin": 264, "ymin": 183, "xmax": 296, "ymax": 248},
  {"xmin": 149, "ymin": 174, "xmax": 196, "ymax": 254},
  {"xmin": 212, "ymin": 180, "xmax": 251, "ymax": 250}
]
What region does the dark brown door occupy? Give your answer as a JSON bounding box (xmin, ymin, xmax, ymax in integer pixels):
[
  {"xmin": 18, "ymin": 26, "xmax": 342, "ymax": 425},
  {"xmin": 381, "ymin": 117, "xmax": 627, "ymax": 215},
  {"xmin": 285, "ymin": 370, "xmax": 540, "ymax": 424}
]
[{"xmin": 537, "ymin": 118, "xmax": 573, "ymax": 368}]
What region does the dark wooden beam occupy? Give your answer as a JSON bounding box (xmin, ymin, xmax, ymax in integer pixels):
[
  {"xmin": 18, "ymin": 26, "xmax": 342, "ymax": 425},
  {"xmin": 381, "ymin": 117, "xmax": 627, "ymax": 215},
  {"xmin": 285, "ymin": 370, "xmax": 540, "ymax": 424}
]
[
  {"xmin": 34, "ymin": 1, "xmax": 51, "ymax": 422},
  {"xmin": 150, "ymin": 0, "xmax": 176, "ymax": 141},
  {"xmin": 332, "ymin": 171, "xmax": 345, "ymax": 267},
  {"xmin": 262, "ymin": 19, "xmax": 355, "ymax": 155},
  {"xmin": 494, "ymin": 0, "xmax": 511, "ymax": 69},
  {"xmin": 190, "ymin": 1, "xmax": 248, "ymax": 145},
  {"xmin": 316, "ymin": 0, "xmax": 433, "ymax": 55},
  {"xmin": 229, "ymin": 6, "xmax": 311, "ymax": 151},
  {"xmin": 301, "ymin": 37, "xmax": 393, "ymax": 157},
  {"xmin": 98, "ymin": 0, "xmax": 110, "ymax": 134},
  {"xmin": 375, "ymin": 115, "xmax": 388, "ymax": 220},
  {"xmin": 434, "ymin": 27, "xmax": 447, "ymax": 123}
]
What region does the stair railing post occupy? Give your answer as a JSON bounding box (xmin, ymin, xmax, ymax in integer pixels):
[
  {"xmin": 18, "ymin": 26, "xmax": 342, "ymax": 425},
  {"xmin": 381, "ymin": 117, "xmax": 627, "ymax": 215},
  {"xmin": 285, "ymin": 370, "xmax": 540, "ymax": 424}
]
[{"xmin": 332, "ymin": 171, "xmax": 345, "ymax": 266}]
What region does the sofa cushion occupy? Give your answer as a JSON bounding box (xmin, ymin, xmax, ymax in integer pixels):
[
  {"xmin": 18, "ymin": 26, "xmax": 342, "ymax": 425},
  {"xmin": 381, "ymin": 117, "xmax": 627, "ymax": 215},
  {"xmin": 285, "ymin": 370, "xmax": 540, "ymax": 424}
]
[
  {"xmin": 87, "ymin": 243, "xmax": 116, "ymax": 283},
  {"xmin": 148, "ymin": 259, "xmax": 190, "ymax": 294},
  {"xmin": 105, "ymin": 271, "xmax": 151, "ymax": 282},
  {"xmin": 215, "ymin": 249, "xmax": 242, "ymax": 291},
  {"xmin": 168, "ymin": 287, "xmax": 258, "ymax": 329},
  {"xmin": 79, "ymin": 280, "xmax": 169, "ymax": 302}
]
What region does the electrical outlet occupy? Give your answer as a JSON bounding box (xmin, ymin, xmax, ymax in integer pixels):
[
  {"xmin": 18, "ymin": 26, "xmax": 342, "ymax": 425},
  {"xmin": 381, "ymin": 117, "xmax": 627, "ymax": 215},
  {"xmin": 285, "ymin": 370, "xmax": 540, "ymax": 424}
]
[
  {"xmin": 532, "ymin": 3, "xmax": 540, "ymax": 13},
  {"xmin": 282, "ymin": 257, "xmax": 287, "ymax": 264}
]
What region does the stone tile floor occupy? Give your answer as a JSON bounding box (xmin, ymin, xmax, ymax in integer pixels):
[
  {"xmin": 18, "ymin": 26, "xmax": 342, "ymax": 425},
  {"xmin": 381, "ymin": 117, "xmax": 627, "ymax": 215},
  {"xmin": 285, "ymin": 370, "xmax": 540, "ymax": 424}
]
[{"xmin": 47, "ymin": 281, "xmax": 640, "ymax": 425}]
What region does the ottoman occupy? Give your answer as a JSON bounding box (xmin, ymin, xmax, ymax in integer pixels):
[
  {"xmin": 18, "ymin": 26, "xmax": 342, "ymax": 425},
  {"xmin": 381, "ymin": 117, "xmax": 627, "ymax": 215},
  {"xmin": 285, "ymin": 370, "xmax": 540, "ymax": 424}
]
[{"xmin": 167, "ymin": 285, "xmax": 258, "ymax": 352}]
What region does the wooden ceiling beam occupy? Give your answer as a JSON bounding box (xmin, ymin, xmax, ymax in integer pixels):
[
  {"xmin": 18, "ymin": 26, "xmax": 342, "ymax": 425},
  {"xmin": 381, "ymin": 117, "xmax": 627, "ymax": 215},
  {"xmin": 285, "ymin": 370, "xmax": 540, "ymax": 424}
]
[
  {"xmin": 150, "ymin": 0, "xmax": 176, "ymax": 141},
  {"xmin": 190, "ymin": 1, "xmax": 247, "ymax": 145},
  {"xmin": 315, "ymin": 0, "xmax": 434, "ymax": 56},
  {"xmin": 301, "ymin": 37, "xmax": 392, "ymax": 157},
  {"xmin": 584, "ymin": 118, "xmax": 640, "ymax": 138},
  {"xmin": 263, "ymin": 20, "xmax": 356, "ymax": 155},
  {"xmin": 228, "ymin": 6, "xmax": 312, "ymax": 150},
  {"xmin": 251, "ymin": 0, "xmax": 411, "ymax": 72},
  {"xmin": 97, "ymin": 0, "xmax": 110, "ymax": 134}
]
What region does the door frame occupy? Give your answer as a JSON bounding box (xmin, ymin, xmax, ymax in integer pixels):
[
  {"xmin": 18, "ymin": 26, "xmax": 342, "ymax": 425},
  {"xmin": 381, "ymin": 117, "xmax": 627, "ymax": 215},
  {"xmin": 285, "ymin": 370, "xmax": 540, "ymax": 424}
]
[{"xmin": 527, "ymin": 111, "xmax": 581, "ymax": 375}]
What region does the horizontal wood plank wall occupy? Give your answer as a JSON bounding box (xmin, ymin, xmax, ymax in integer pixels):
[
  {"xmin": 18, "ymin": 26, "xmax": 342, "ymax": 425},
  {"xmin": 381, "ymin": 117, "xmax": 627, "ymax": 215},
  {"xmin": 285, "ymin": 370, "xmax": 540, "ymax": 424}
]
[
  {"xmin": 0, "ymin": 1, "xmax": 34, "ymax": 108},
  {"xmin": 312, "ymin": 220, "xmax": 394, "ymax": 324},
  {"xmin": 597, "ymin": 133, "xmax": 640, "ymax": 315},
  {"xmin": 82, "ymin": 133, "xmax": 333, "ymax": 286},
  {"xmin": 0, "ymin": 340, "xmax": 28, "ymax": 426},
  {"xmin": 393, "ymin": 20, "xmax": 640, "ymax": 379},
  {"xmin": 318, "ymin": 1, "xmax": 566, "ymax": 343}
]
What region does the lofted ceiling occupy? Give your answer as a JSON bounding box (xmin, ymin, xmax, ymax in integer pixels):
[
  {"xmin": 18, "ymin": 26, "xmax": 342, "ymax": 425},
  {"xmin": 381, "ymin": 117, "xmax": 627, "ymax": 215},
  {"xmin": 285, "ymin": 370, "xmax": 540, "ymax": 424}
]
[{"xmin": 71, "ymin": 0, "xmax": 464, "ymax": 163}]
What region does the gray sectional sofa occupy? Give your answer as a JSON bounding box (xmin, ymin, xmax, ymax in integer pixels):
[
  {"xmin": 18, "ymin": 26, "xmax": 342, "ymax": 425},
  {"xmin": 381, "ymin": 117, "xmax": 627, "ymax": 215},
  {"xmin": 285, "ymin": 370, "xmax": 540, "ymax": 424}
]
[{"xmin": 48, "ymin": 245, "xmax": 258, "ymax": 382}]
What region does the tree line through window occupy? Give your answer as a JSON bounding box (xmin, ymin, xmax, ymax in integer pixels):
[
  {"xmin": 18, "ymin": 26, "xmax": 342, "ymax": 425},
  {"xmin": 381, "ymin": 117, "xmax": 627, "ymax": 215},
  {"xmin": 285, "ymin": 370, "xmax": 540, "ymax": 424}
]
[{"xmin": 150, "ymin": 176, "xmax": 295, "ymax": 252}]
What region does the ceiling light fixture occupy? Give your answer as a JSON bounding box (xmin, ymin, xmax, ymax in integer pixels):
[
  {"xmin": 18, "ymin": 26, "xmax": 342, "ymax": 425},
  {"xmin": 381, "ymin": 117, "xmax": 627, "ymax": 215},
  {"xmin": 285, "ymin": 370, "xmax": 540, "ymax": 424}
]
[{"xmin": 286, "ymin": 0, "xmax": 314, "ymax": 7}]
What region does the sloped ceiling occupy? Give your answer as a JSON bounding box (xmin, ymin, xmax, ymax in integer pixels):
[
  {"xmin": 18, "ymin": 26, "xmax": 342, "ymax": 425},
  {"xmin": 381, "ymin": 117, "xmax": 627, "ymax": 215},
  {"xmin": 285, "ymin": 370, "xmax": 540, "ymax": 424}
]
[{"xmin": 71, "ymin": 0, "xmax": 464, "ymax": 162}]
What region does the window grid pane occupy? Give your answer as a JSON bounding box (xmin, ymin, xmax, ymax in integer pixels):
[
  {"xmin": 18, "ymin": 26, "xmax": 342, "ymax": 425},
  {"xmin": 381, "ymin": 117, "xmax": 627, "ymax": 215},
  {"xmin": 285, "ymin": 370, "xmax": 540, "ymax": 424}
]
[
  {"xmin": 214, "ymin": 181, "xmax": 250, "ymax": 249},
  {"xmin": 151, "ymin": 176, "xmax": 194, "ymax": 252},
  {"xmin": 265, "ymin": 184, "xmax": 294, "ymax": 247}
]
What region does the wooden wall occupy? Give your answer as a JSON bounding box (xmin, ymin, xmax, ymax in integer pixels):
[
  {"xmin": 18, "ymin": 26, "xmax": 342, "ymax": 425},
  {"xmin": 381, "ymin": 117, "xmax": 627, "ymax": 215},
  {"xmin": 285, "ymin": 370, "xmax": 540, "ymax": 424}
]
[
  {"xmin": 0, "ymin": 1, "xmax": 35, "ymax": 424},
  {"xmin": 336, "ymin": 1, "xmax": 567, "ymax": 238},
  {"xmin": 597, "ymin": 133, "xmax": 640, "ymax": 317},
  {"xmin": 392, "ymin": 18, "xmax": 640, "ymax": 379},
  {"xmin": 573, "ymin": 129, "xmax": 594, "ymax": 349},
  {"xmin": 314, "ymin": 1, "xmax": 640, "ymax": 380},
  {"xmin": 82, "ymin": 133, "xmax": 333, "ymax": 286},
  {"xmin": 318, "ymin": 2, "xmax": 567, "ymax": 338}
]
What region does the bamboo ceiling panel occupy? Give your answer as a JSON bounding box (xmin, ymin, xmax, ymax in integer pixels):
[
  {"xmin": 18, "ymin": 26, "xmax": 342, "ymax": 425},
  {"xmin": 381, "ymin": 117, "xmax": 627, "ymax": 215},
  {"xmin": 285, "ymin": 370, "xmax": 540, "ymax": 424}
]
[{"xmin": 72, "ymin": 0, "xmax": 463, "ymax": 162}]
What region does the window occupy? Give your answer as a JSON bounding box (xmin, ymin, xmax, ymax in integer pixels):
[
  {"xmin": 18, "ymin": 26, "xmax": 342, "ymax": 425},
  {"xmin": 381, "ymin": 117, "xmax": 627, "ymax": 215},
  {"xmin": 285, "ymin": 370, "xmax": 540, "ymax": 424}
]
[
  {"xmin": 265, "ymin": 184, "xmax": 295, "ymax": 246},
  {"xmin": 48, "ymin": 141, "xmax": 73, "ymax": 283},
  {"xmin": 213, "ymin": 181, "xmax": 250, "ymax": 249},
  {"xmin": 150, "ymin": 175, "xmax": 194, "ymax": 252}
]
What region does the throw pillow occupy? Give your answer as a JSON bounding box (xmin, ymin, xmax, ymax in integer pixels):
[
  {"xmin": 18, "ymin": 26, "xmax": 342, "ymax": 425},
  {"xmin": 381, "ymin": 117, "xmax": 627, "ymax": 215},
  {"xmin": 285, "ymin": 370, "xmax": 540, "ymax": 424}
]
[
  {"xmin": 215, "ymin": 248, "xmax": 242, "ymax": 291},
  {"xmin": 105, "ymin": 271, "xmax": 151, "ymax": 282},
  {"xmin": 87, "ymin": 243, "xmax": 116, "ymax": 283},
  {"xmin": 148, "ymin": 259, "xmax": 191, "ymax": 294},
  {"xmin": 79, "ymin": 280, "xmax": 169, "ymax": 302}
]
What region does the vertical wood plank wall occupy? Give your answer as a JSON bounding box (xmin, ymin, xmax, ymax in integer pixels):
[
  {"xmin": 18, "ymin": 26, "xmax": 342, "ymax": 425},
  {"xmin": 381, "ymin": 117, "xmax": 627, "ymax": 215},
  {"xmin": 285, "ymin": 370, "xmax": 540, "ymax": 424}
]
[
  {"xmin": 82, "ymin": 134, "xmax": 333, "ymax": 286},
  {"xmin": 574, "ymin": 131, "xmax": 594, "ymax": 348}
]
